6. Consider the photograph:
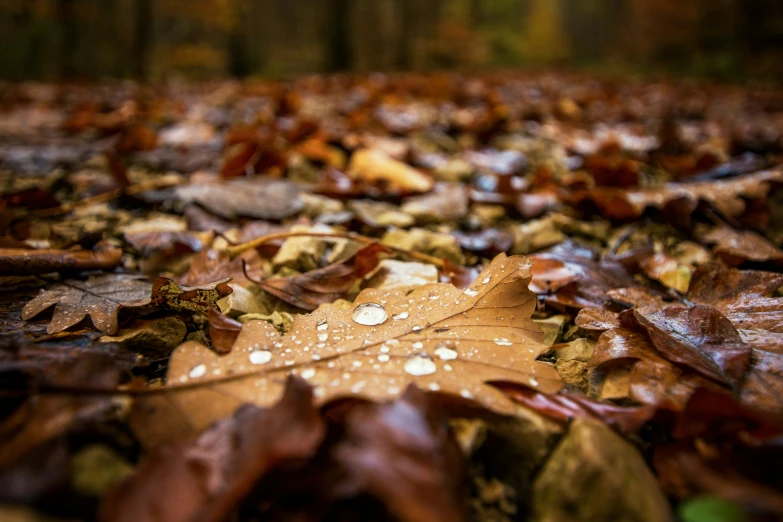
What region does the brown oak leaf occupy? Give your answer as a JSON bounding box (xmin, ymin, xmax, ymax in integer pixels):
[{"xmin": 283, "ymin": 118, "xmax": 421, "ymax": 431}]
[
  {"xmin": 133, "ymin": 254, "xmax": 562, "ymax": 442},
  {"xmin": 22, "ymin": 274, "xmax": 232, "ymax": 334}
]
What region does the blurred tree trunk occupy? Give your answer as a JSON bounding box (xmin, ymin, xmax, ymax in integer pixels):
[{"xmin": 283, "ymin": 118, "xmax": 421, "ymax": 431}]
[
  {"xmin": 228, "ymin": 0, "xmax": 249, "ymax": 77},
  {"xmin": 470, "ymin": 0, "xmax": 483, "ymax": 28},
  {"xmin": 326, "ymin": 0, "xmax": 353, "ymax": 71},
  {"xmin": 132, "ymin": 0, "xmax": 152, "ymax": 79},
  {"xmin": 58, "ymin": 0, "xmax": 78, "ymax": 79}
]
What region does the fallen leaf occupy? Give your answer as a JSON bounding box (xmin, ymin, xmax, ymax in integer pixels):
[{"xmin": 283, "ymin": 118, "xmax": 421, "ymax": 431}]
[
  {"xmin": 589, "ymin": 312, "xmax": 720, "ymax": 411},
  {"xmin": 208, "ymin": 307, "xmax": 242, "ymax": 354},
  {"xmin": 22, "ymin": 274, "xmax": 232, "ymax": 334},
  {"xmin": 529, "ymin": 241, "xmax": 637, "ymax": 309},
  {"xmin": 497, "ymin": 384, "xmax": 656, "ymax": 435},
  {"xmin": 136, "ymin": 254, "xmax": 562, "ymax": 438},
  {"xmin": 349, "ymin": 149, "xmax": 434, "ymax": 193},
  {"xmin": 633, "ymin": 305, "xmax": 752, "ymax": 387},
  {"xmin": 335, "ymin": 385, "xmax": 466, "ymax": 522},
  {"xmin": 0, "ymin": 243, "xmax": 122, "ymax": 276},
  {"xmin": 175, "ymin": 178, "xmax": 304, "ymax": 220},
  {"xmin": 102, "ymin": 377, "xmax": 324, "ymax": 522},
  {"xmin": 21, "ymin": 274, "xmax": 152, "ymax": 334},
  {"xmin": 586, "ymin": 169, "xmax": 783, "ymax": 221},
  {"xmin": 688, "ymin": 265, "xmax": 783, "ymax": 415},
  {"xmin": 698, "ymin": 224, "xmax": 783, "ymax": 266},
  {"xmin": 640, "ymin": 252, "xmax": 691, "ymax": 294},
  {"xmin": 401, "ymin": 182, "xmax": 469, "ymax": 223},
  {"xmin": 255, "ymin": 243, "xmax": 388, "ymax": 311},
  {"xmin": 179, "ymin": 248, "xmax": 265, "ymax": 289}
]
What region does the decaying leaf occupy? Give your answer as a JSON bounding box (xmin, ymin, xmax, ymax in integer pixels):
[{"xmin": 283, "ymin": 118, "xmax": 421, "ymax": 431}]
[
  {"xmin": 135, "ymin": 254, "xmax": 562, "ymax": 439},
  {"xmin": 22, "ymin": 274, "xmax": 233, "ymax": 334},
  {"xmin": 21, "ymin": 274, "xmax": 152, "ymax": 335}
]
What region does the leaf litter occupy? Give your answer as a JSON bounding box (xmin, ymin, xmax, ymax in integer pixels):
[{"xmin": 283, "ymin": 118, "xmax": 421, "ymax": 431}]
[{"xmin": 3, "ymin": 73, "xmax": 783, "ymax": 520}]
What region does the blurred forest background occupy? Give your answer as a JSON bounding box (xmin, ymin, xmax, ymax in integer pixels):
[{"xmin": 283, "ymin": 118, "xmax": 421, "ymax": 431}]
[{"xmin": 1, "ymin": 0, "xmax": 782, "ymax": 82}]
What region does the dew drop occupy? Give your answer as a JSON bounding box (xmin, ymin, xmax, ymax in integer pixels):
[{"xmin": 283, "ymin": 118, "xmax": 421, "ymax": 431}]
[
  {"xmin": 380, "ymin": 345, "xmax": 390, "ymax": 353},
  {"xmin": 392, "ymin": 312, "xmax": 409, "ymax": 320},
  {"xmin": 464, "ymin": 288, "xmax": 479, "ymax": 297},
  {"xmin": 412, "ymin": 325, "xmax": 422, "ymax": 332},
  {"xmin": 317, "ymin": 333, "xmax": 329, "ymax": 342},
  {"xmin": 428, "ymin": 382, "xmax": 441, "ymax": 391},
  {"xmin": 529, "ymin": 377, "xmax": 539, "ymax": 387},
  {"xmin": 412, "ymin": 341, "xmax": 424, "ymax": 349},
  {"xmin": 434, "ymin": 345, "xmax": 458, "ymax": 360},
  {"xmin": 482, "ymin": 276, "xmax": 491, "ymax": 284},
  {"xmin": 352, "ymin": 303, "xmax": 388, "ymax": 326},
  {"xmin": 300, "ymin": 368, "xmax": 316, "ymax": 379},
  {"xmin": 404, "ymin": 354, "xmax": 437, "ymax": 376},
  {"xmin": 460, "ymin": 389, "xmax": 473, "ymax": 399},
  {"xmin": 249, "ymin": 350, "xmax": 273, "ymax": 365},
  {"xmin": 189, "ymin": 364, "xmax": 207, "ymax": 378},
  {"xmin": 378, "ymin": 354, "xmax": 390, "ymax": 362},
  {"xmin": 493, "ymin": 338, "xmax": 513, "ymax": 346},
  {"xmin": 387, "ymin": 386, "xmax": 401, "ymax": 395},
  {"xmin": 316, "ymin": 320, "xmax": 328, "ymax": 331}
]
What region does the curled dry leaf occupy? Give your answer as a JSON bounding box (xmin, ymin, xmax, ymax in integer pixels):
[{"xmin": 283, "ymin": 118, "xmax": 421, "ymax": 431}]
[
  {"xmin": 134, "ymin": 254, "xmax": 562, "ymax": 441},
  {"xmin": 254, "ymin": 243, "xmax": 389, "ymax": 311},
  {"xmin": 207, "ymin": 307, "xmax": 242, "ymax": 354},
  {"xmin": 0, "ymin": 243, "xmax": 122, "ymax": 276},
  {"xmin": 22, "ymin": 274, "xmax": 233, "ymax": 334},
  {"xmin": 496, "ymin": 383, "xmax": 656, "ymax": 435},
  {"xmin": 102, "ymin": 378, "xmax": 324, "ymax": 522}
]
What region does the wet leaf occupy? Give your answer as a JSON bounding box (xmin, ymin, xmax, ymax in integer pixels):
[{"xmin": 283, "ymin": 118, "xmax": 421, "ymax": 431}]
[
  {"xmin": 136, "ymin": 254, "xmax": 562, "ymax": 438},
  {"xmin": 699, "ymin": 224, "xmax": 783, "ymax": 266}
]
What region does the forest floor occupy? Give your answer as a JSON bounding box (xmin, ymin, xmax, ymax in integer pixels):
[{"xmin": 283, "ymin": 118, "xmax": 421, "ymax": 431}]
[{"xmin": 1, "ymin": 72, "xmax": 783, "ymax": 522}]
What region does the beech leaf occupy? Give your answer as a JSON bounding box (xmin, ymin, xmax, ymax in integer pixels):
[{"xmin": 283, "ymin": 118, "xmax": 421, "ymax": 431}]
[{"xmin": 136, "ymin": 254, "xmax": 562, "ymax": 440}]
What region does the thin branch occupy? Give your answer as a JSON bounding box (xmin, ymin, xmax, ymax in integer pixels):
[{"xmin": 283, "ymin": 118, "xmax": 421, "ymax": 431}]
[{"xmin": 224, "ymin": 231, "xmax": 446, "ymax": 268}]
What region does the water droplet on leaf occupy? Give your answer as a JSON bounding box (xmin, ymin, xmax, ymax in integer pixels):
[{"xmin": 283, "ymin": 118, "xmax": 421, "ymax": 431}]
[
  {"xmin": 352, "ymin": 302, "xmax": 388, "ymax": 326},
  {"xmin": 249, "ymin": 350, "xmax": 273, "ymax": 365},
  {"xmin": 404, "ymin": 354, "xmax": 437, "ymax": 376}
]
